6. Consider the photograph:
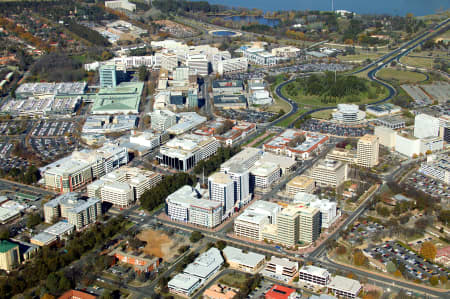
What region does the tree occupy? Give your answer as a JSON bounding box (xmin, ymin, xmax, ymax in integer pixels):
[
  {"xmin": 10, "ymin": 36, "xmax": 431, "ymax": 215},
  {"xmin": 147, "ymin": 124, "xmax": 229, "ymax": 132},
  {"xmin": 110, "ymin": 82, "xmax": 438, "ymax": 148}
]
[
  {"xmin": 439, "ymin": 275, "xmax": 448, "ymax": 284},
  {"xmin": 45, "ymin": 273, "xmax": 60, "ymax": 294},
  {"xmin": 336, "ymin": 245, "xmax": 347, "ymax": 255},
  {"xmin": 215, "ymin": 240, "xmax": 227, "ymax": 250},
  {"xmin": 353, "ymin": 249, "xmax": 368, "ymax": 267},
  {"xmin": 189, "ymin": 231, "xmax": 203, "ymax": 243},
  {"xmin": 26, "ymin": 213, "xmax": 42, "ymax": 229},
  {"xmin": 138, "ymin": 65, "xmax": 148, "ymax": 81},
  {"xmin": 386, "ymin": 261, "xmax": 397, "ymax": 273},
  {"xmin": 41, "ymin": 295, "xmax": 55, "ymax": 299},
  {"xmin": 429, "ymin": 275, "xmax": 439, "ymax": 286},
  {"xmin": 0, "ymin": 228, "xmax": 9, "ymax": 240},
  {"xmin": 420, "ymin": 242, "xmax": 436, "ymax": 261}
]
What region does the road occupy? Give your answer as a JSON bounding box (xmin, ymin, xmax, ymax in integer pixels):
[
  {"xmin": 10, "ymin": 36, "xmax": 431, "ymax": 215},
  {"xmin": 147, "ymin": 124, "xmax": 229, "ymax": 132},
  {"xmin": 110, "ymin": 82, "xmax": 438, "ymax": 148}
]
[{"xmin": 274, "ymin": 18, "xmax": 450, "ymax": 128}]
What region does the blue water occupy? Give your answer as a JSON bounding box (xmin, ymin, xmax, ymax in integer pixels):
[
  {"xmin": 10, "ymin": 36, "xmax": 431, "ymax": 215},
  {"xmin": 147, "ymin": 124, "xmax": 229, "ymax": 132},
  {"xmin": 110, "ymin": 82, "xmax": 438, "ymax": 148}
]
[
  {"xmin": 212, "ymin": 30, "xmax": 238, "ymax": 36},
  {"xmin": 224, "ymin": 16, "xmax": 280, "ymax": 27},
  {"xmin": 204, "ymin": 0, "xmax": 449, "ymax": 16}
]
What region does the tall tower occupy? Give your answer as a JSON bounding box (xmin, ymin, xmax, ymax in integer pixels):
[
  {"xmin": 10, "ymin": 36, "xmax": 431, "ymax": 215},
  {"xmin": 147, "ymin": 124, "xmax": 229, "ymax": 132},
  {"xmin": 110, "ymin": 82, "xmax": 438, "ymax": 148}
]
[
  {"xmin": 208, "ymin": 172, "xmax": 235, "ymax": 217},
  {"xmin": 99, "ymin": 65, "xmax": 117, "ymax": 88},
  {"xmin": 357, "ymin": 134, "xmax": 380, "ymax": 168}
]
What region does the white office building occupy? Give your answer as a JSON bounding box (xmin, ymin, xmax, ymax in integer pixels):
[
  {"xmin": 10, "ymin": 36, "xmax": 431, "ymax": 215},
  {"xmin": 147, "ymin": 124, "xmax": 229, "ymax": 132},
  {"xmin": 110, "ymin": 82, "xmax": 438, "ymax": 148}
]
[
  {"xmin": 250, "ymin": 161, "xmax": 281, "ymax": 190},
  {"xmin": 263, "ymin": 256, "xmax": 298, "ymax": 280},
  {"xmin": 158, "ymin": 134, "xmax": 219, "ymax": 171},
  {"xmin": 298, "ymin": 265, "xmax": 331, "ymax": 286},
  {"xmin": 374, "ymin": 126, "xmax": 396, "ymax": 148},
  {"xmin": 183, "ymin": 247, "xmax": 224, "ymax": 280},
  {"xmin": 328, "ymin": 275, "xmax": 362, "ymax": 298},
  {"xmin": 221, "ymin": 164, "xmax": 251, "ymax": 207},
  {"xmin": 129, "ymin": 130, "xmax": 168, "ymax": 150},
  {"xmin": 234, "ymin": 200, "xmax": 280, "ymax": 241},
  {"xmin": 217, "ymin": 57, "xmax": 248, "ymax": 76},
  {"xmin": 419, "ymin": 154, "xmax": 450, "ymax": 184},
  {"xmin": 161, "ymin": 53, "xmax": 178, "ymax": 71},
  {"xmin": 208, "ymin": 172, "xmax": 235, "ymax": 217},
  {"xmin": 395, "ymin": 134, "xmax": 443, "ymax": 157},
  {"xmin": 310, "ymin": 159, "xmax": 348, "ymax": 188},
  {"xmin": 293, "ymin": 192, "xmax": 338, "ymax": 229},
  {"xmin": 244, "ymin": 48, "xmax": 278, "ymax": 66},
  {"xmin": 150, "ymin": 110, "xmax": 177, "ymax": 132},
  {"xmin": 166, "ymin": 185, "xmax": 223, "ymax": 228},
  {"xmin": 221, "ymin": 147, "xmax": 263, "ymax": 172},
  {"xmin": 168, "ymin": 273, "xmax": 201, "ymax": 297},
  {"xmin": 187, "ymin": 54, "xmax": 209, "ymax": 76},
  {"xmin": 332, "ymin": 104, "xmax": 366, "ymax": 124},
  {"xmin": 105, "ymin": 0, "xmax": 136, "ymax": 12},
  {"xmin": 414, "ymin": 114, "xmax": 440, "ymax": 139}
]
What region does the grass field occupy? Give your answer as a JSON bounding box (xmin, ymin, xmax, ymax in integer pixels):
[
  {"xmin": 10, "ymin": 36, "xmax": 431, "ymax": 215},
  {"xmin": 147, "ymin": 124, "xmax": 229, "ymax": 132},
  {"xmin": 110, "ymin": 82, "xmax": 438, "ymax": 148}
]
[
  {"xmin": 277, "ymin": 109, "xmax": 308, "ymax": 127},
  {"xmin": 338, "ymin": 52, "xmax": 384, "ymax": 62},
  {"xmin": 400, "ymin": 56, "xmax": 433, "ymax": 69},
  {"xmin": 311, "ymin": 109, "xmax": 333, "ymax": 120},
  {"xmin": 252, "ymin": 132, "xmax": 276, "ymax": 148},
  {"xmin": 377, "ymin": 68, "xmax": 428, "ymax": 84}
]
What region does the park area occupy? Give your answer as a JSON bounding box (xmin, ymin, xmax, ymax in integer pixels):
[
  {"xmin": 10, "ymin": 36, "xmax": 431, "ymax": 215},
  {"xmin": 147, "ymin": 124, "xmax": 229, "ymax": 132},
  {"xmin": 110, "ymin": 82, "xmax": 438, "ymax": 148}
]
[
  {"xmin": 377, "ymin": 68, "xmax": 428, "ymax": 84},
  {"xmin": 281, "ymin": 72, "xmax": 388, "ymax": 108},
  {"xmin": 138, "ymin": 229, "xmax": 189, "ymax": 261}
]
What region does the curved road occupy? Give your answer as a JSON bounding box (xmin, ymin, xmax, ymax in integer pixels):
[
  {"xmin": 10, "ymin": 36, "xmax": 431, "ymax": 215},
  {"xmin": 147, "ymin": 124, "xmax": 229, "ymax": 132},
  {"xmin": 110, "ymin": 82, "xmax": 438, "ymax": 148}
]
[{"xmin": 274, "ymin": 18, "xmax": 449, "ymax": 128}]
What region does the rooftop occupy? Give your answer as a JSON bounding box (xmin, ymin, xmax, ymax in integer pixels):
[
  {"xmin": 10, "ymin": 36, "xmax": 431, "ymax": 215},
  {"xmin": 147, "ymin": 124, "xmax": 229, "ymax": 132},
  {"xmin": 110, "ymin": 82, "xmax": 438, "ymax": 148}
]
[
  {"xmin": 209, "ymin": 172, "xmax": 233, "ymax": 185},
  {"xmin": 0, "ymin": 206, "xmax": 20, "ymax": 222},
  {"xmin": 287, "ymin": 175, "xmax": 315, "ymax": 189},
  {"xmin": 299, "ymin": 265, "xmax": 330, "ymax": 277},
  {"xmin": 212, "ymin": 80, "xmax": 244, "ymax": 89},
  {"xmin": 222, "ymin": 246, "xmax": 265, "ymax": 268},
  {"xmin": 213, "ymin": 94, "xmax": 247, "ymax": 105},
  {"xmin": 267, "ymin": 256, "xmax": 297, "ymax": 268},
  {"xmin": 0, "ymin": 240, "xmax": 18, "ymax": 253},
  {"xmin": 183, "ymin": 247, "xmax": 224, "ymax": 278},
  {"xmin": 265, "ymin": 284, "xmax": 296, "ymax": 299},
  {"xmin": 328, "ymin": 275, "xmax": 362, "ymax": 294},
  {"xmin": 168, "ymin": 273, "xmax": 201, "ymax": 290},
  {"xmin": 250, "ymin": 161, "xmax": 280, "ymax": 177},
  {"xmin": 44, "ymin": 221, "xmax": 74, "ymax": 236},
  {"xmin": 166, "ymin": 185, "xmax": 222, "ymax": 210}
]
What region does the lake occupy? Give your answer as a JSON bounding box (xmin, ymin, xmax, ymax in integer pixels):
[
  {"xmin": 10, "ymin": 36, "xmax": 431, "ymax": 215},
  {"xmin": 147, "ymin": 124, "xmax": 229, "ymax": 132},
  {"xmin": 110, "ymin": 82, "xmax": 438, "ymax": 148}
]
[
  {"xmin": 224, "ymin": 16, "xmax": 280, "ymax": 27},
  {"xmin": 204, "ymin": 0, "xmax": 449, "ymax": 16}
]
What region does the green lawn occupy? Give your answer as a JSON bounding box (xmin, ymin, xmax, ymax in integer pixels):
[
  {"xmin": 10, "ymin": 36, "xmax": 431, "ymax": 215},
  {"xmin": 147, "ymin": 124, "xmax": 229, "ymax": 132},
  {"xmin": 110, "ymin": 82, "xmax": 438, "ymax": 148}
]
[
  {"xmin": 377, "ymin": 68, "xmax": 428, "ymax": 84},
  {"xmin": 311, "ymin": 110, "xmax": 333, "ymax": 120},
  {"xmin": 277, "ymin": 109, "xmax": 308, "ymax": 127},
  {"xmin": 252, "ymin": 133, "xmax": 276, "ymax": 148},
  {"xmin": 400, "ymin": 56, "xmax": 434, "ymax": 69}
]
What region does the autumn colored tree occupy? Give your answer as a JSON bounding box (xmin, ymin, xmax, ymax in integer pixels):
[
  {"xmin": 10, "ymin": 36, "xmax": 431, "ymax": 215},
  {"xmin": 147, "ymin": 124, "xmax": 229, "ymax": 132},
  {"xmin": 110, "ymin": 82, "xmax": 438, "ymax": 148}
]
[
  {"xmin": 439, "ymin": 275, "xmax": 448, "ymax": 284},
  {"xmin": 353, "ymin": 249, "xmax": 368, "ymax": 267},
  {"xmin": 41, "ymin": 294, "xmax": 55, "ymax": 299},
  {"xmin": 420, "ymin": 242, "xmax": 437, "ymax": 261},
  {"xmin": 394, "ymin": 269, "xmax": 402, "ymax": 277},
  {"xmin": 429, "ymin": 275, "xmax": 439, "ymax": 286},
  {"xmin": 336, "ymin": 245, "xmax": 347, "ymax": 255}
]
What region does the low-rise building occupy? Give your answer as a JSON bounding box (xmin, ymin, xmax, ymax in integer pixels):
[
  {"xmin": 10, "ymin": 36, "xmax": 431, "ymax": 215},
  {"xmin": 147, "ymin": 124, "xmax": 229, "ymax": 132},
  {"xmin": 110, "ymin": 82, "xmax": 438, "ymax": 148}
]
[
  {"xmin": 328, "ymin": 275, "xmax": 362, "ymax": 298},
  {"xmin": 167, "ymin": 112, "xmax": 207, "ymax": 135},
  {"xmin": 376, "ymin": 117, "xmax": 405, "ymax": 129},
  {"xmin": 0, "ymin": 206, "xmax": 20, "ymax": 224},
  {"xmin": 263, "ymin": 256, "xmax": 298, "ymax": 280},
  {"xmin": 244, "ymin": 48, "xmax": 278, "ymax": 66},
  {"xmin": 166, "ymin": 185, "xmax": 223, "ymax": 228},
  {"xmin": 212, "ymin": 80, "xmax": 244, "ymax": 95},
  {"xmin": 183, "ymin": 247, "xmax": 224, "ymax": 280},
  {"xmin": 213, "ymin": 94, "xmax": 247, "ymax": 110},
  {"xmin": 0, "ymin": 240, "xmax": 20, "ymax": 271},
  {"xmin": 150, "ymin": 110, "xmax": 177, "ymax": 132},
  {"xmin": 58, "ymin": 290, "xmax": 97, "ymax": 299},
  {"xmin": 366, "ymin": 103, "xmax": 401, "ymax": 117},
  {"xmin": 129, "ymin": 130, "xmax": 169, "ymax": 150},
  {"xmin": 217, "ymin": 57, "xmax": 248, "ymax": 76},
  {"xmin": 168, "ymin": 273, "xmax": 201, "ymax": 297},
  {"xmin": 332, "ymin": 104, "xmax": 366, "ymax": 124},
  {"xmin": 221, "ymin": 147, "xmax": 263, "ymax": 172},
  {"xmin": 203, "ymin": 284, "xmax": 238, "ymax": 299},
  {"xmin": 258, "ymin": 152, "xmax": 297, "ymax": 176},
  {"xmin": 419, "ymin": 154, "xmax": 450, "ymax": 184},
  {"xmin": 298, "ymin": 265, "xmax": 331, "ymax": 286},
  {"xmin": 110, "ymin": 248, "xmax": 160, "ymax": 273},
  {"xmin": 31, "ymin": 221, "xmax": 75, "ymax": 246},
  {"xmin": 310, "ymin": 159, "xmax": 348, "ymax": 188},
  {"xmin": 286, "ymin": 176, "xmax": 315, "ymax": 197},
  {"xmin": 265, "ymin": 285, "xmax": 298, "ymax": 299},
  {"xmin": 326, "ymin": 147, "xmax": 357, "ymax": 164},
  {"xmin": 105, "ymin": 0, "xmax": 136, "ymax": 11},
  {"xmin": 222, "ymin": 246, "xmax": 265, "ymax": 273}
]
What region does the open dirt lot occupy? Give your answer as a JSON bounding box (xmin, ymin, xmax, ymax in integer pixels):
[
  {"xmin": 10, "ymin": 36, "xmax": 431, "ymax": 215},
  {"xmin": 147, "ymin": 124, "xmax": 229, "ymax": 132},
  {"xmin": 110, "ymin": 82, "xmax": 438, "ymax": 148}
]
[{"xmin": 138, "ymin": 229, "xmax": 188, "ymax": 261}]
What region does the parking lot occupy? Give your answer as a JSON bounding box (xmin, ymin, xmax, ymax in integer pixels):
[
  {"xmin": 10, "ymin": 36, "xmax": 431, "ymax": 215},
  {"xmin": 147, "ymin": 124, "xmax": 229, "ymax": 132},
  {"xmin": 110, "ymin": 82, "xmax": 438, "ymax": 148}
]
[
  {"xmin": 348, "ymin": 221, "xmax": 386, "ymax": 245},
  {"xmin": 301, "ymin": 119, "xmax": 373, "ymax": 137},
  {"xmin": 0, "ymin": 120, "xmax": 32, "ymax": 135},
  {"xmin": 0, "ymin": 140, "xmax": 30, "ymax": 171},
  {"xmin": 216, "ymin": 108, "xmax": 276, "ymax": 123},
  {"xmin": 272, "ymin": 63, "xmax": 353, "ymax": 75},
  {"xmin": 30, "ymin": 137, "xmax": 80, "ymax": 161},
  {"xmin": 364, "ymin": 240, "xmax": 449, "ymax": 281},
  {"xmin": 405, "ymin": 172, "xmax": 448, "ymax": 200},
  {"xmin": 31, "ymin": 120, "xmax": 75, "ymax": 137}
]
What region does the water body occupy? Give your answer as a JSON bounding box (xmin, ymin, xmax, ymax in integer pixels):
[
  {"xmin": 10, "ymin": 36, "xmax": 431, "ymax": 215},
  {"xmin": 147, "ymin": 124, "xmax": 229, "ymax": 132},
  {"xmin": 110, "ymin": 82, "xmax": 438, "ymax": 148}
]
[
  {"xmin": 204, "ymin": 0, "xmax": 449, "ymax": 16},
  {"xmin": 211, "ymin": 30, "xmax": 239, "ymax": 36},
  {"xmin": 224, "ymin": 15, "xmax": 280, "ymax": 27}
]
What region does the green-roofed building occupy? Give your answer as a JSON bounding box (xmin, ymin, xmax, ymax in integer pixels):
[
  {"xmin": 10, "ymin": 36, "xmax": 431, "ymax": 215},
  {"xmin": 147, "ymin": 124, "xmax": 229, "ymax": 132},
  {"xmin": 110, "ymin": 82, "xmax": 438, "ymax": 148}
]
[
  {"xmin": 0, "ymin": 240, "xmax": 20, "ymax": 271},
  {"xmin": 90, "ymin": 82, "xmax": 144, "ymax": 115}
]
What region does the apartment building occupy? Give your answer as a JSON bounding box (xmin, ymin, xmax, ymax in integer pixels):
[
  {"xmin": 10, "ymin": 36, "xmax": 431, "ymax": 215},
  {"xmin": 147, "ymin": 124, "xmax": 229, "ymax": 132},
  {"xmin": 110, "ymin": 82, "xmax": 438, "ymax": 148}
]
[
  {"xmin": 357, "ymin": 134, "xmax": 379, "ymax": 168},
  {"xmin": 66, "ymin": 198, "xmax": 102, "ymax": 230},
  {"xmin": 286, "ymin": 176, "xmax": 315, "ymax": 197},
  {"xmin": 310, "ymin": 159, "xmax": 348, "ymax": 188},
  {"xmin": 298, "ymin": 265, "xmax": 331, "ymax": 286},
  {"xmin": 234, "ymin": 200, "xmax": 280, "ymax": 241}
]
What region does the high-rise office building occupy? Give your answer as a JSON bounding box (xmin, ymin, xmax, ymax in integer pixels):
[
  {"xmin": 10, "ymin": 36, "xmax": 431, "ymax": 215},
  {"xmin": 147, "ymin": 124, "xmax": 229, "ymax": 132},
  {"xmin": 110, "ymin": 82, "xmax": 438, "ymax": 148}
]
[
  {"xmin": 222, "ymin": 164, "xmax": 251, "ymax": 206},
  {"xmin": 414, "ymin": 114, "xmax": 440, "ymax": 139},
  {"xmin": 99, "ymin": 65, "xmax": 117, "ymax": 88},
  {"xmin": 208, "ymin": 172, "xmax": 235, "ymax": 217},
  {"xmin": 150, "ymin": 109, "xmax": 177, "ymax": 132},
  {"xmin": 357, "ymin": 134, "xmax": 379, "ymax": 168},
  {"xmin": 187, "ymin": 88, "xmax": 198, "ymax": 108}
]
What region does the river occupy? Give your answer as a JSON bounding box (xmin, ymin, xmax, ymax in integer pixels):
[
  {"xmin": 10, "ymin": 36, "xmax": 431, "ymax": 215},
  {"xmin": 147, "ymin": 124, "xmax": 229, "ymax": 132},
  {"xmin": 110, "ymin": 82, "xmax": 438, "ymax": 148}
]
[{"xmin": 203, "ymin": 0, "xmax": 449, "ymax": 16}]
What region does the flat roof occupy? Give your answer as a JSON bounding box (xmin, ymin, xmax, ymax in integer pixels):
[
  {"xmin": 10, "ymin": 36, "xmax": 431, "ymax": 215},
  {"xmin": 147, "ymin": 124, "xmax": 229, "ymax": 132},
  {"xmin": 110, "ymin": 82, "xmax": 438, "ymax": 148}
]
[
  {"xmin": 0, "ymin": 240, "xmax": 18, "ymax": 253},
  {"xmin": 299, "ymin": 265, "xmax": 329, "ymax": 277},
  {"xmin": 183, "ymin": 247, "xmax": 224, "ymax": 279},
  {"xmin": 90, "ymin": 82, "xmax": 143, "ymax": 113},
  {"xmin": 259, "ymin": 152, "xmax": 296, "ymax": 169},
  {"xmin": 168, "ymin": 273, "xmax": 201, "ymax": 290},
  {"xmin": 166, "ymin": 185, "xmax": 222, "ymax": 210},
  {"xmin": 31, "ymin": 232, "xmax": 57, "ymax": 245},
  {"xmin": 267, "ymin": 256, "xmax": 297, "ymax": 268},
  {"xmin": 250, "ymin": 161, "xmax": 279, "ymax": 177},
  {"xmin": 212, "ymin": 80, "xmax": 243, "ymax": 89},
  {"xmin": 213, "ymin": 94, "xmax": 247, "ymax": 105},
  {"xmin": 287, "ymin": 175, "xmax": 315, "ymax": 188},
  {"xmin": 0, "ymin": 206, "xmax": 20, "ymax": 222},
  {"xmin": 223, "ymin": 246, "xmax": 265, "ymax": 268},
  {"xmin": 209, "ymin": 172, "xmax": 233, "ymax": 185},
  {"xmin": 44, "ymin": 221, "xmax": 74, "ymax": 236},
  {"xmin": 328, "ymin": 275, "xmax": 362, "ymax": 294}
]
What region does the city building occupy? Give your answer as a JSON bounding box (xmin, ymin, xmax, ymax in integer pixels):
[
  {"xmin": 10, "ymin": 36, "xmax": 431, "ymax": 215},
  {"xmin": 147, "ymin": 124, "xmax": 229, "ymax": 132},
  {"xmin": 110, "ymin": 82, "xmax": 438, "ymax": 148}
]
[
  {"xmin": 262, "ymin": 204, "xmax": 320, "ymax": 246},
  {"xmin": 271, "ymin": 46, "xmax": 301, "ymax": 58},
  {"xmin": 332, "ymin": 104, "xmax": 366, "ymax": 124},
  {"xmin": 376, "ymin": 117, "xmax": 405, "ymax": 129},
  {"xmin": 395, "ymin": 133, "xmax": 443, "ymax": 157},
  {"xmin": 31, "ymin": 221, "xmax": 75, "ymax": 246},
  {"xmin": 44, "ymin": 192, "xmax": 101, "ymax": 230},
  {"xmin": 265, "ymin": 285, "xmax": 298, "ymax": 299},
  {"xmin": 89, "ymin": 82, "xmax": 144, "ymax": 114},
  {"xmin": 286, "ymin": 176, "xmax": 316, "ymax": 197},
  {"xmin": 161, "ymin": 53, "xmax": 178, "ymax": 71},
  {"xmin": 1, "ymin": 96, "xmax": 81, "ymax": 117},
  {"xmin": 187, "ymin": 54, "xmax": 209, "ymax": 76},
  {"xmin": 298, "ymin": 265, "xmax": 331, "ymax": 286},
  {"xmin": 99, "ymin": 65, "xmax": 117, "ymax": 88},
  {"xmin": 110, "ymin": 248, "xmax": 160, "ymax": 273},
  {"xmin": 221, "ymin": 164, "xmax": 251, "ymax": 207},
  {"xmin": 208, "ymin": 172, "xmax": 235, "ymax": 217},
  {"xmin": 82, "ymin": 115, "xmax": 137, "ymax": 134},
  {"xmin": 213, "ymin": 94, "xmax": 247, "ymax": 110},
  {"xmin": 222, "ymin": 246, "xmax": 265, "ymax": 273},
  {"xmin": 294, "ymin": 192, "xmax": 338, "ymax": 229},
  {"xmin": 158, "ymin": 134, "xmax": 219, "ymax": 171},
  {"xmin": 167, "ymin": 112, "xmax": 207, "ymax": 135},
  {"xmin": 15, "ymin": 82, "xmax": 86, "ymax": 99},
  {"xmin": 217, "ymin": 57, "xmax": 248, "ymax": 76},
  {"xmin": 168, "ymin": 273, "xmax": 201, "ymax": 297},
  {"xmin": 87, "ymin": 166, "xmax": 162, "ymax": 207},
  {"xmin": 310, "ymin": 159, "xmax": 348, "ymax": 188},
  {"xmin": 374, "ymin": 126, "xmax": 396, "ymax": 148},
  {"xmin": 203, "ymin": 284, "xmax": 238, "ymax": 299},
  {"xmin": 357, "ymin": 134, "xmax": 379, "ymax": 168},
  {"xmin": 243, "ymin": 48, "xmax": 278, "ymax": 66},
  {"xmin": 414, "ymin": 114, "xmax": 441, "ymax": 139},
  {"xmin": 212, "ymin": 80, "xmax": 244, "ymax": 95},
  {"xmin": 129, "ymin": 130, "xmax": 169, "ymax": 150},
  {"xmin": 263, "ymin": 256, "xmax": 298, "ymax": 280},
  {"xmin": 0, "ymin": 240, "xmax": 20, "ymax": 271},
  {"xmin": 150, "ymin": 109, "xmax": 177, "ymax": 131},
  {"xmin": 366, "ymin": 103, "xmax": 401, "ymax": 117},
  {"xmin": 419, "ymin": 154, "xmax": 450, "ymax": 184},
  {"xmin": 258, "ymin": 152, "xmax": 297, "ymax": 176},
  {"xmin": 0, "ymin": 207, "xmax": 20, "ymax": 224},
  {"xmin": 263, "ymin": 129, "xmax": 329, "ymax": 160},
  {"xmin": 40, "ymin": 143, "xmax": 129, "ymax": 193},
  {"xmin": 326, "ymin": 147, "xmax": 357, "ymax": 164},
  {"xmin": 250, "ymin": 161, "xmax": 281, "ymax": 191},
  {"xmin": 234, "ymin": 200, "xmax": 281, "ymax": 241},
  {"xmin": 327, "ymin": 275, "xmax": 362, "ymax": 299},
  {"xmin": 105, "ymin": 0, "xmax": 136, "ymax": 11},
  {"xmin": 221, "ymin": 147, "xmax": 263, "ymax": 172},
  {"xmin": 184, "ymin": 247, "xmax": 224, "ymax": 279},
  {"xmin": 166, "ymin": 185, "xmax": 223, "ymax": 228}
]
